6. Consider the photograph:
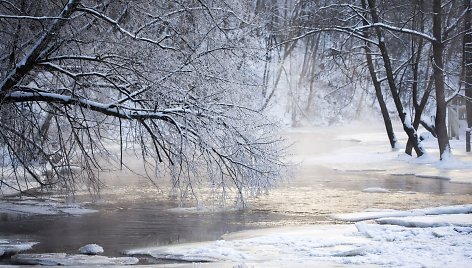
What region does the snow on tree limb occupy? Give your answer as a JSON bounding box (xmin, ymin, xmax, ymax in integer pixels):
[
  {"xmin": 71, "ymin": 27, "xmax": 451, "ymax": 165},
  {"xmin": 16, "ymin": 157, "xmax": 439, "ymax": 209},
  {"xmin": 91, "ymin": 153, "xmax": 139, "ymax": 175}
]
[
  {"xmin": 0, "ymin": 0, "xmax": 286, "ymax": 202},
  {"xmin": 0, "ymin": 0, "xmax": 80, "ymax": 95}
]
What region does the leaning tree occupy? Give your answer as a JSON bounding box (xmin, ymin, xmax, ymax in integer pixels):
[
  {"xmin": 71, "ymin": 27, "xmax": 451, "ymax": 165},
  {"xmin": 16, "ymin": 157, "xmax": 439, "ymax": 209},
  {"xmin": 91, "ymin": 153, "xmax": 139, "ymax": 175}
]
[{"xmin": 0, "ymin": 0, "xmax": 286, "ymax": 204}]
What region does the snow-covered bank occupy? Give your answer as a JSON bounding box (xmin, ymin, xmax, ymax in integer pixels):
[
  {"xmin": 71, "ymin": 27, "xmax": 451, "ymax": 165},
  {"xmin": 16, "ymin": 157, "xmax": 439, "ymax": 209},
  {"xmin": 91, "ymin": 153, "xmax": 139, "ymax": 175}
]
[
  {"xmin": 0, "ymin": 197, "xmax": 98, "ymax": 216},
  {"xmin": 125, "ymin": 205, "xmax": 472, "ymax": 267},
  {"xmin": 290, "ymin": 122, "xmax": 472, "ymax": 184}
]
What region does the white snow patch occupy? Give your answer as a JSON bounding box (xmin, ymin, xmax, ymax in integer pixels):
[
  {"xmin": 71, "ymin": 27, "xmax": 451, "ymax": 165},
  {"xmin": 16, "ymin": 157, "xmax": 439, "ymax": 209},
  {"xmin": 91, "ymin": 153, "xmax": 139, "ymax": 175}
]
[
  {"xmin": 332, "ymin": 210, "xmax": 422, "ymax": 222},
  {"xmin": 377, "ymin": 214, "xmax": 472, "ymax": 228},
  {"xmin": 0, "ymin": 240, "xmax": 38, "ymax": 257},
  {"xmin": 0, "ymin": 198, "xmax": 98, "ymax": 216},
  {"xmin": 126, "ymin": 240, "xmax": 251, "ymax": 263},
  {"xmin": 12, "ymin": 253, "xmax": 139, "ymax": 266},
  {"xmin": 79, "ymin": 244, "xmax": 104, "ymax": 255},
  {"xmin": 332, "ymin": 204, "xmax": 472, "ymax": 222},
  {"xmin": 303, "ymin": 122, "xmax": 472, "ymax": 184}
]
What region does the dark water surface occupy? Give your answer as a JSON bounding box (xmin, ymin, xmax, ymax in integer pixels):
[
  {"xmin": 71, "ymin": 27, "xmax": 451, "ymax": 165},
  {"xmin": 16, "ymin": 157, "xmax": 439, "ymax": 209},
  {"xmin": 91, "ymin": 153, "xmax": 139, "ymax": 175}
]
[{"xmin": 1, "ymin": 199, "xmax": 277, "ymax": 257}]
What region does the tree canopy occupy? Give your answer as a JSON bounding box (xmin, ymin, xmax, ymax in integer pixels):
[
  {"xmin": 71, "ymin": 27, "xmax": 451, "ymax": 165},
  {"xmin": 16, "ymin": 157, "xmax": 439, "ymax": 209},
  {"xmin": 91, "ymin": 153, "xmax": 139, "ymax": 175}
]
[{"xmin": 0, "ymin": 0, "xmax": 286, "ymax": 203}]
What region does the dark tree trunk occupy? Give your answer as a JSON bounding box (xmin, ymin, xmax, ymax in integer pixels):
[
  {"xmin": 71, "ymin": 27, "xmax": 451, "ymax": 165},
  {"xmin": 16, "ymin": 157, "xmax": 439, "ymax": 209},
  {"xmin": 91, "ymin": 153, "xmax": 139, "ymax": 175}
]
[
  {"xmin": 367, "ymin": 0, "xmax": 425, "ymax": 156},
  {"xmin": 405, "ymin": 75, "xmax": 435, "ymax": 154},
  {"xmin": 464, "ymin": 0, "xmax": 472, "ymax": 133},
  {"xmin": 305, "ymin": 34, "xmax": 321, "ymax": 113},
  {"xmin": 405, "ymin": 1, "xmax": 434, "ymax": 155},
  {"xmin": 432, "ymin": 0, "xmax": 452, "ymax": 159},
  {"xmin": 361, "ymin": 0, "xmax": 397, "ymax": 149}
]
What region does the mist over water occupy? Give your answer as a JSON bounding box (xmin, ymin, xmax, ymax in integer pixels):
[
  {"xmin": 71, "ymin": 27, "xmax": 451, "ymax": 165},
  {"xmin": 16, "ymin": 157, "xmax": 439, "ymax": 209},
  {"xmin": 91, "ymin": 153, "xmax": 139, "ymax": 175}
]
[{"xmin": 2, "ymin": 123, "xmax": 472, "ymax": 262}]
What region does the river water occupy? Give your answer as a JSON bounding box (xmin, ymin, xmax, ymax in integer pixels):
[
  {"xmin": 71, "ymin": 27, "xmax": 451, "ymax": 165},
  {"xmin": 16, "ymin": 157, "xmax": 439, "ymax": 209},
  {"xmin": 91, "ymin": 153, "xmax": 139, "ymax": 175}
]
[{"xmin": 2, "ymin": 126, "xmax": 472, "ymax": 263}]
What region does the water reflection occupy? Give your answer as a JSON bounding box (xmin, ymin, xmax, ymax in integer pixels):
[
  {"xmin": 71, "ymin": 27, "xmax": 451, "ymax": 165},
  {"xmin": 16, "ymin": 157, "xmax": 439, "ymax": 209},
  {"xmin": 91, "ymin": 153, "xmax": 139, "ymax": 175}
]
[{"xmin": 2, "ymin": 166, "xmax": 472, "ymax": 260}]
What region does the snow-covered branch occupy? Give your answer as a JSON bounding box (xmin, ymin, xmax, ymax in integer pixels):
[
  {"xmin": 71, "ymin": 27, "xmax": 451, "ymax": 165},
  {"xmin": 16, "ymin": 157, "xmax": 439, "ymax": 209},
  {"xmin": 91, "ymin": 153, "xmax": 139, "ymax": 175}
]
[
  {"xmin": 76, "ymin": 6, "xmax": 175, "ymax": 50},
  {"xmin": 357, "ymin": 23, "xmax": 436, "ymax": 43},
  {"xmin": 0, "ymin": 0, "xmax": 80, "ymax": 95},
  {"xmin": 0, "ymin": 14, "xmax": 65, "ymax": 20}
]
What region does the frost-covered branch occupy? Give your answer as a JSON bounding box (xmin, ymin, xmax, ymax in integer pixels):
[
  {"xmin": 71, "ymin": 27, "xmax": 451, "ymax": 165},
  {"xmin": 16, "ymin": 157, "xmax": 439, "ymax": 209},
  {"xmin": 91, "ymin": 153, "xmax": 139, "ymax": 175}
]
[
  {"xmin": 76, "ymin": 6, "xmax": 175, "ymax": 50},
  {"xmin": 0, "ymin": 0, "xmax": 80, "ymax": 95},
  {"xmin": 0, "ymin": 0, "xmax": 285, "ymax": 203},
  {"xmin": 0, "ymin": 14, "xmax": 65, "ymax": 20},
  {"xmin": 357, "ymin": 23, "xmax": 436, "ymax": 43}
]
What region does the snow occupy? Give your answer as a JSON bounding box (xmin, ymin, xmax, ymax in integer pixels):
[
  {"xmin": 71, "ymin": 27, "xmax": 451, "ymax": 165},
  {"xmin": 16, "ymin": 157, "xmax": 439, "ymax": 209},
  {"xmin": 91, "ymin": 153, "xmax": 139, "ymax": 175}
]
[
  {"xmin": 332, "ymin": 204, "xmax": 472, "ymax": 222},
  {"xmin": 0, "ymin": 197, "xmax": 98, "ymax": 216},
  {"xmin": 376, "ymin": 214, "xmax": 472, "ymax": 228},
  {"xmin": 332, "ymin": 210, "xmax": 421, "ymax": 222},
  {"xmin": 299, "ymin": 123, "xmax": 472, "ymax": 184},
  {"xmin": 78, "ymin": 244, "xmax": 104, "ymax": 255},
  {"xmin": 125, "ymin": 208, "xmax": 472, "ymax": 267},
  {"xmin": 12, "ymin": 253, "xmax": 139, "ymax": 266},
  {"xmin": 0, "ymin": 240, "xmax": 38, "ymax": 257}
]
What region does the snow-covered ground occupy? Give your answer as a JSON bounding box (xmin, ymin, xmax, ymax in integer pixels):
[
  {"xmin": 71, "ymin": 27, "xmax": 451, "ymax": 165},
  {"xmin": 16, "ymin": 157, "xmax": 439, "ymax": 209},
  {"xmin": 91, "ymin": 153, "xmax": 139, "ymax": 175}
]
[
  {"xmin": 124, "ymin": 206, "xmax": 471, "ymax": 267},
  {"xmin": 123, "ymin": 207, "xmax": 472, "ymax": 267},
  {"xmin": 293, "ymin": 122, "xmax": 472, "ymax": 184}
]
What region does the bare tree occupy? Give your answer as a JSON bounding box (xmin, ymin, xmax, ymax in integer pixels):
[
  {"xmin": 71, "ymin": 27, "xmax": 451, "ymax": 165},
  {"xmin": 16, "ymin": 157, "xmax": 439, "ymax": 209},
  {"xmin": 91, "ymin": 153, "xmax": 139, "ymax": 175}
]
[
  {"xmin": 0, "ymin": 0, "xmax": 286, "ymax": 204},
  {"xmin": 280, "ymin": 0, "xmax": 467, "ymax": 159},
  {"xmin": 360, "ymin": 0, "xmax": 397, "ymax": 149},
  {"xmin": 432, "ymin": 0, "xmax": 452, "ymax": 159},
  {"xmin": 464, "ymin": 0, "xmax": 472, "ymax": 151}
]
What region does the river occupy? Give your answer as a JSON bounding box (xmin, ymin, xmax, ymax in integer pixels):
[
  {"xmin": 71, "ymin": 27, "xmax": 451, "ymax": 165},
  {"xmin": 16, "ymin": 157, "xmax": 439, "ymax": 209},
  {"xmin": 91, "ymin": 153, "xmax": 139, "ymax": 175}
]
[{"xmin": 2, "ymin": 125, "xmax": 472, "ymax": 264}]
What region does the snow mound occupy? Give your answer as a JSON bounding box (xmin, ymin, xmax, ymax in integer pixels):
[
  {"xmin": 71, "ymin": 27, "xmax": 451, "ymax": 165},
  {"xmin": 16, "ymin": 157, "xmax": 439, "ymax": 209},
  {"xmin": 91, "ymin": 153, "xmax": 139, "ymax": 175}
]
[
  {"xmin": 12, "ymin": 253, "xmax": 139, "ymax": 266},
  {"xmin": 79, "ymin": 244, "xmax": 104, "ymax": 255}
]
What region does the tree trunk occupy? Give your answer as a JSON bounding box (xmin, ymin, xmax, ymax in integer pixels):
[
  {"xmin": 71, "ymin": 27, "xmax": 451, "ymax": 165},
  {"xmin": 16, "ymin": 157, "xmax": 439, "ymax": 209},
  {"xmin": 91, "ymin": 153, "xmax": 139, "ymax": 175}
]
[
  {"xmin": 367, "ymin": 0, "xmax": 425, "ymax": 156},
  {"xmin": 305, "ymin": 34, "xmax": 321, "ymax": 113},
  {"xmin": 361, "ymin": 0, "xmax": 397, "ymax": 149},
  {"xmin": 0, "ymin": 0, "xmax": 80, "ymax": 95},
  {"xmin": 260, "ymin": 40, "xmax": 298, "ymax": 111},
  {"xmin": 432, "ymin": 0, "xmax": 452, "ymax": 159},
  {"xmin": 366, "ymin": 52, "xmax": 397, "ymax": 149},
  {"xmin": 464, "ymin": 0, "xmax": 472, "ymax": 138}
]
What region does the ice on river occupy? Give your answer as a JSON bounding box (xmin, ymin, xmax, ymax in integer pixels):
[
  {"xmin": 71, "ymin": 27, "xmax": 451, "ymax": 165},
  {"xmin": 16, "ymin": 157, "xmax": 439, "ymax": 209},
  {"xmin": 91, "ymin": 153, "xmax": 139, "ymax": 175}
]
[
  {"xmin": 332, "ymin": 204, "xmax": 472, "ymax": 222},
  {"xmin": 126, "ymin": 204, "xmax": 472, "ymax": 267},
  {"xmin": 0, "ymin": 240, "xmax": 37, "ymax": 257},
  {"xmin": 12, "ymin": 253, "xmax": 139, "ymax": 266},
  {"xmin": 0, "ymin": 196, "xmax": 98, "ymax": 216}
]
